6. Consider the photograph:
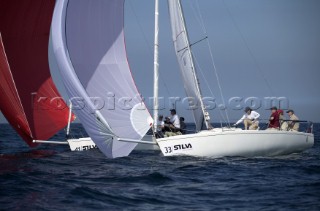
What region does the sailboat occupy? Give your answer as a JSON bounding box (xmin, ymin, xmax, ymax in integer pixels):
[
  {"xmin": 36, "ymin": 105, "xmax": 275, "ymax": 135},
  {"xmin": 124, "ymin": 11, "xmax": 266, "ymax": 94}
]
[
  {"xmin": 50, "ymin": 0, "xmax": 313, "ymax": 158},
  {"xmin": 155, "ymin": 0, "xmax": 314, "ymax": 157},
  {"xmin": 0, "ymin": 0, "xmax": 73, "ymax": 147},
  {"xmin": 51, "ymin": 0, "xmax": 154, "ymax": 158}
]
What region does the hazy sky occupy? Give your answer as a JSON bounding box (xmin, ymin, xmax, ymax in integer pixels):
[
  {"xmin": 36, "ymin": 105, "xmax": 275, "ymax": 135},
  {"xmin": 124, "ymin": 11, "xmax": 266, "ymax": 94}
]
[
  {"xmin": 124, "ymin": 0, "xmax": 320, "ymax": 123},
  {"xmin": 1, "ymin": 0, "xmax": 319, "ymax": 124}
]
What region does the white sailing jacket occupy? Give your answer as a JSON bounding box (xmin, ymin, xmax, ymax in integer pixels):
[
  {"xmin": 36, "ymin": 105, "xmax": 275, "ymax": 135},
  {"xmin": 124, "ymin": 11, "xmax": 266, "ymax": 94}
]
[
  {"xmin": 170, "ymin": 114, "xmax": 180, "ymax": 129},
  {"xmin": 236, "ymin": 111, "xmax": 260, "ymax": 125}
]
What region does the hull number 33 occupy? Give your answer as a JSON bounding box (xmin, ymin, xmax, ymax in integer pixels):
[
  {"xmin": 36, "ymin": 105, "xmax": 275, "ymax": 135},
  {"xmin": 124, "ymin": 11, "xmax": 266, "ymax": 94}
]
[{"xmin": 164, "ymin": 143, "xmax": 192, "ymax": 154}]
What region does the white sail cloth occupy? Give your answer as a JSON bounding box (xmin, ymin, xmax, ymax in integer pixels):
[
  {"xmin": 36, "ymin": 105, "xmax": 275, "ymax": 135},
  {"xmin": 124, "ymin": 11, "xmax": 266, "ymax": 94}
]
[
  {"xmin": 168, "ymin": 0, "xmax": 205, "ymax": 131},
  {"xmin": 51, "ymin": 0, "xmax": 152, "ymax": 158}
]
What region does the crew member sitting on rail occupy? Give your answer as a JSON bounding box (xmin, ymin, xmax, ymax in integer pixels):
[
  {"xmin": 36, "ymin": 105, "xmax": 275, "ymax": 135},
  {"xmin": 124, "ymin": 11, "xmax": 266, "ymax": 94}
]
[
  {"xmin": 287, "ymin": 109, "xmax": 299, "ymax": 131},
  {"xmin": 278, "ymin": 109, "xmax": 288, "ymax": 130},
  {"xmin": 267, "ymin": 107, "xmax": 280, "ymax": 129}
]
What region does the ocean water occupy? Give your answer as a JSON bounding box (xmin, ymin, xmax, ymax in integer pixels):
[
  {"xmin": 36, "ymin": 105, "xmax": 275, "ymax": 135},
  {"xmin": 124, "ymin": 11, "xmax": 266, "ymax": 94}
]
[{"xmin": 0, "ymin": 123, "xmax": 319, "ymax": 210}]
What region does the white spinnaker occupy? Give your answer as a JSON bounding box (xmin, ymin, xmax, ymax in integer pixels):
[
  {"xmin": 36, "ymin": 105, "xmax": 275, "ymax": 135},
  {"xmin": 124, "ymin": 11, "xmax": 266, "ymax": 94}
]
[
  {"xmin": 168, "ymin": 0, "xmax": 207, "ymax": 131},
  {"xmin": 51, "ymin": 0, "xmax": 152, "ymax": 158}
]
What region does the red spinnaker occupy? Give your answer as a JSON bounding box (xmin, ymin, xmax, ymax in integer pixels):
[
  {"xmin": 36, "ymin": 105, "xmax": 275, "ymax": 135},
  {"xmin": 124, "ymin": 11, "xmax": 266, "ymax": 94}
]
[{"xmin": 0, "ymin": 0, "xmax": 74, "ymax": 147}]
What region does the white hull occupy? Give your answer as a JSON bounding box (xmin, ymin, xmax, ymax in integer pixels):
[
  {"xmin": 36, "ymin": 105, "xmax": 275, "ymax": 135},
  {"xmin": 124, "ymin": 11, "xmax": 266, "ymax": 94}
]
[
  {"xmin": 68, "ymin": 135, "xmax": 159, "ymax": 151},
  {"xmin": 156, "ymin": 128, "xmax": 314, "ymax": 157},
  {"xmin": 67, "ymin": 138, "xmax": 97, "ymax": 151}
]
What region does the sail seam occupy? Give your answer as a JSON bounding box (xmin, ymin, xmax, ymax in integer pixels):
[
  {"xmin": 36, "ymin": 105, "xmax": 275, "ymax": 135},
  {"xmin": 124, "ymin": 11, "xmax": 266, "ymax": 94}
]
[{"xmin": 0, "ymin": 34, "xmax": 33, "ymax": 139}]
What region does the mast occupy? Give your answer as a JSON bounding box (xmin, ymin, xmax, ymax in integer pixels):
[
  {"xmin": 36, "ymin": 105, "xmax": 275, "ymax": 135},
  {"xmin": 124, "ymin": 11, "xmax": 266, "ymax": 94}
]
[
  {"xmin": 153, "ymin": 0, "xmax": 159, "ymax": 131},
  {"xmin": 176, "ymin": 0, "xmax": 211, "ymax": 129}
]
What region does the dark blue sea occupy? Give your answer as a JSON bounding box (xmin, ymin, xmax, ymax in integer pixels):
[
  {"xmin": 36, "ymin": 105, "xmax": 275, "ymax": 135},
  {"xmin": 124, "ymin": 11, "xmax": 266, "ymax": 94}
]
[{"xmin": 0, "ymin": 123, "xmax": 319, "ymax": 210}]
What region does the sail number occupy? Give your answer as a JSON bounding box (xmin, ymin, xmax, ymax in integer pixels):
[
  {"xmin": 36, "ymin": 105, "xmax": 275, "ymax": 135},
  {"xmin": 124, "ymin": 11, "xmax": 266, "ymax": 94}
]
[
  {"xmin": 164, "ymin": 143, "xmax": 192, "ymax": 154},
  {"xmin": 74, "ymin": 145, "xmax": 98, "ymax": 151}
]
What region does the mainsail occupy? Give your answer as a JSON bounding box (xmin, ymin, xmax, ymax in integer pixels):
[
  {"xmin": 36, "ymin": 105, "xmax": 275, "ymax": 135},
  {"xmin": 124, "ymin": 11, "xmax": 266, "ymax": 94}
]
[
  {"xmin": 0, "ymin": 0, "xmax": 73, "ymax": 146},
  {"xmin": 51, "ymin": 0, "xmax": 152, "ymax": 158},
  {"xmin": 168, "ymin": 0, "xmax": 209, "ymax": 131}
]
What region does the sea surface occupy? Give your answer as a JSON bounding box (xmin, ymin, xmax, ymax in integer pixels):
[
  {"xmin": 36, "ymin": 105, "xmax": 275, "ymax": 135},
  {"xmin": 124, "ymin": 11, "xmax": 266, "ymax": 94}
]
[{"xmin": 0, "ymin": 123, "xmax": 319, "ymax": 210}]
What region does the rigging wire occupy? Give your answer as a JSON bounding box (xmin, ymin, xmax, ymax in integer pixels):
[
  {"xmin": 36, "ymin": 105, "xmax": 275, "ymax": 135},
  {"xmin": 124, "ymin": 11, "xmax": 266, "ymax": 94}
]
[
  {"xmin": 192, "ymin": 54, "xmax": 229, "ymax": 124},
  {"xmin": 188, "ymin": 0, "xmax": 231, "ymax": 126},
  {"xmin": 222, "ymin": 0, "xmax": 275, "ymax": 96}
]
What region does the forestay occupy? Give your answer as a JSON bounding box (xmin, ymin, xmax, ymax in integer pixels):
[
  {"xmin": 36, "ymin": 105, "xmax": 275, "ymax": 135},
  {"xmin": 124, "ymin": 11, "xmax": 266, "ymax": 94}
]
[
  {"xmin": 51, "ymin": 0, "xmax": 152, "ymax": 158},
  {"xmin": 168, "ymin": 0, "xmax": 208, "ymax": 131}
]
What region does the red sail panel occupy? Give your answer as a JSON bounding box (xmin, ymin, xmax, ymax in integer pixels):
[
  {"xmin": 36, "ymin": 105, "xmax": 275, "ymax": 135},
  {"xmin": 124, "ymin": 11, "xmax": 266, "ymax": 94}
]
[
  {"xmin": 0, "ymin": 0, "xmax": 73, "ymax": 146},
  {"xmin": 0, "ymin": 35, "xmax": 33, "ymax": 143}
]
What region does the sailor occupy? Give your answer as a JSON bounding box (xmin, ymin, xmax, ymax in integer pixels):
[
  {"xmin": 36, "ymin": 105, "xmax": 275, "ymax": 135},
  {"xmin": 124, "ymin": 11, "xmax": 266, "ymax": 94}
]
[
  {"xmin": 233, "ymin": 107, "xmax": 260, "ymax": 130},
  {"xmin": 267, "ymin": 106, "xmax": 280, "ymax": 129},
  {"xmin": 154, "ymin": 115, "xmax": 165, "ymax": 138},
  {"xmin": 286, "ymin": 109, "xmax": 299, "ymax": 131},
  {"xmin": 278, "ymin": 109, "xmax": 288, "ymax": 130},
  {"xmin": 179, "ymin": 117, "xmax": 187, "ymax": 134},
  {"xmin": 163, "ymin": 116, "xmax": 172, "ymax": 132},
  {"xmin": 169, "ymin": 109, "xmax": 180, "ymax": 132},
  {"xmin": 164, "ymin": 109, "xmax": 181, "ymax": 137}
]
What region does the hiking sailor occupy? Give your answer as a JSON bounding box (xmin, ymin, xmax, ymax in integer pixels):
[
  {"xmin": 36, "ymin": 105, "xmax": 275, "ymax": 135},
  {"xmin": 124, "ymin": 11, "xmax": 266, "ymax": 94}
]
[{"xmin": 233, "ymin": 107, "xmax": 260, "ymax": 130}]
